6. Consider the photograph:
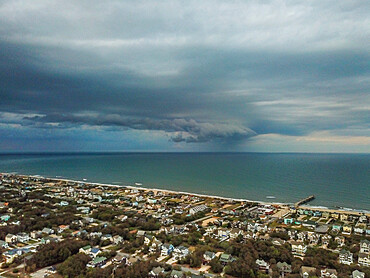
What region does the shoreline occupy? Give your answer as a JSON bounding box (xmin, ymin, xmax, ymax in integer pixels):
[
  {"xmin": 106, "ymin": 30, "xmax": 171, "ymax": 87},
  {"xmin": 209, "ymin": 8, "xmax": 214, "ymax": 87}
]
[{"xmin": 2, "ymin": 172, "xmax": 370, "ymax": 216}]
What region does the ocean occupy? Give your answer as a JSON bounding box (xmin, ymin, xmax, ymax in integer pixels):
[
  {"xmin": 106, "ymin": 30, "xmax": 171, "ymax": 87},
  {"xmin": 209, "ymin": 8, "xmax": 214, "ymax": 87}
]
[{"xmin": 0, "ymin": 153, "xmax": 369, "ymax": 210}]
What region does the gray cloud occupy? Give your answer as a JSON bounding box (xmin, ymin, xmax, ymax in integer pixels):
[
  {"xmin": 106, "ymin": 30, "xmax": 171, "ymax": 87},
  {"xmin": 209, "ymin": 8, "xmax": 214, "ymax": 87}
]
[
  {"xmin": 24, "ymin": 114, "xmax": 256, "ymax": 143},
  {"xmin": 0, "ymin": 0, "xmax": 369, "ymax": 150}
]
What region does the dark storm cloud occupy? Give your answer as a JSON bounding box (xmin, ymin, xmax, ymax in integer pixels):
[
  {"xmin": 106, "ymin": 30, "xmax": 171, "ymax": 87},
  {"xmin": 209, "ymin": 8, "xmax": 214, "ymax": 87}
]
[{"xmin": 0, "ymin": 0, "xmax": 369, "ymax": 150}]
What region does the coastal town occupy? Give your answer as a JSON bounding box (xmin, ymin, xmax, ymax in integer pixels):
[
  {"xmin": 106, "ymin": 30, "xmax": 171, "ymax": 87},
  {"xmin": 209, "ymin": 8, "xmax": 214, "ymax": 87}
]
[{"xmin": 0, "ymin": 173, "xmax": 369, "ymax": 278}]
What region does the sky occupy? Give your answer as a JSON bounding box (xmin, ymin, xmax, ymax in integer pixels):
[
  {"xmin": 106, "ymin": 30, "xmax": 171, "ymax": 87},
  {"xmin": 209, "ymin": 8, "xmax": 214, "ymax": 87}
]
[{"xmin": 0, "ymin": 0, "xmax": 369, "ymax": 152}]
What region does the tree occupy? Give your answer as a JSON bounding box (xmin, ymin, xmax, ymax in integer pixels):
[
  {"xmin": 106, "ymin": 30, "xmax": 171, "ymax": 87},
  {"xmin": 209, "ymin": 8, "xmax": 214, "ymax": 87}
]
[{"xmin": 57, "ymin": 253, "xmax": 91, "ymax": 277}]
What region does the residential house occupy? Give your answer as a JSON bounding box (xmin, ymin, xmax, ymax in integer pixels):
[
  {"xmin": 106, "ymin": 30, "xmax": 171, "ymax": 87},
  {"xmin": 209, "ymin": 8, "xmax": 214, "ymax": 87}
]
[
  {"xmin": 170, "ymin": 269, "xmax": 185, "ymax": 278},
  {"xmin": 219, "ymin": 253, "xmax": 235, "ymax": 265},
  {"xmin": 57, "ymin": 225, "xmax": 69, "ymax": 233},
  {"xmin": 284, "ymin": 218, "xmax": 294, "ymax": 225},
  {"xmin": 189, "ymin": 204, "xmax": 208, "ymax": 215},
  {"xmin": 41, "ymin": 236, "xmax": 59, "ymax": 244},
  {"xmin": 173, "ymin": 246, "xmax": 189, "ymax": 260},
  {"xmin": 149, "ymin": 266, "xmax": 165, "ymax": 278},
  {"xmin": 354, "ymin": 227, "xmax": 364, "ymax": 235},
  {"xmin": 5, "ymin": 233, "xmax": 17, "ymax": 244},
  {"xmin": 291, "ymin": 241, "xmax": 307, "ymax": 257},
  {"xmin": 0, "ymin": 215, "xmax": 10, "ymax": 222},
  {"xmin": 112, "ymin": 254, "xmax": 126, "ymax": 264},
  {"xmin": 335, "ymin": 236, "xmax": 345, "ymax": 247},
  {"xmin": 87, "ymin": 256, "xmax": 107, "ymax": 268},
  {"xmin": 60, "ymin": 201, "xmax": 69, "ymax": 206},
  {"xmin": 101, "ymin": 234, "xmax": 113, "ymax": 242},
  {"xmin": 300, "ymin": 266, "xmax": 317, "ymax": 278},
  {"xmin": 307, "ymin": 232, "xmax": 320, "ymax": 245},
  {"xmin": 136, "ymin": 230, "xmax": 146, "ymax": 238},
  {"xmin": 30, "ymin": 230, "xmax": 42, "ymax": 239},
  {"xmin": 161, "ymin": 244, "xmax": 174, "ymax": 256},
  {"xmin": 203, "ymin": 251, "xmax": 216, "ymax": 262},
  {"xmin": 352, "ymin": 270, "xmax": 365, "ymax": 278},
  {"xmin": 79, "ymin": 245, "xmax": 92, "ymax": 255},
  {"xmin": 342, "ymin": 225, "xmax": 352, "ymax": 235},
  {"xmin": 113, "ymin": 235, "xmax": 123, "ymax": 245},
  {"xmin": 229, "ymin": 228, "xmax": 243, "ymax": 239},
  {"xmin": 297, "ymin": 231, "xmax": 307, "ymax": 242},
  {"xmin": 16, "ymin": 232, "xmax": 30, "ymax": 243},
  {"xmin": 277, "ymin": 262, "xmax": 292, "ymax": 275},
  {"xmin": 90, "ymin": 247, "xmax": 102, "ymax": 258},
  {"xmin": 217, "ymin": 228, "xmax": 230, "ymax": 239},
  {"xmin": 321, "ymin": 235, "xmax": 332, "ymax": 246},
  {"xmin": 360, "ymin": 239, "xmax": 370, "ymax": 253},
  {"xmin": 340, "ymin": 214, "xmax": 348, "ymax": 222},
  {"xmin": 315, "ymin": 225, "xmax": 329, "ymax": 234},
  {"xmin": 3, "ymin": 249, "xmax": 22, "ymax": 263},
  {"xmin": 339, "ymin": 249, "xmax": 353, "ymax": 265},
  {"xmin": 255, "ymin": 259, "xmax": 270, "ymax": 273},
  {"xmin": 41, "ymin": 227, "xmax": 54, "ymax": 235},
  {"xmin": 320, "ymin": 269, "xmax": 337, "ymax": 278},
  {"xmin": 144, "ymin": 234, "xmax": 154, "ymax": 245},
  {"xmin": 358, "ymin": 253, "xmax": 370, "ymax": 267},
  {"xmin": 271, "ymin": 237, "xmax": 286, "ymax": 246},
  {"xmin": 0, "ymin": 240, "xmax": 9, "ymax": 248},
  {"xmin": 332, "ymin": 224, "xmax": 342, "ymax": 232}
]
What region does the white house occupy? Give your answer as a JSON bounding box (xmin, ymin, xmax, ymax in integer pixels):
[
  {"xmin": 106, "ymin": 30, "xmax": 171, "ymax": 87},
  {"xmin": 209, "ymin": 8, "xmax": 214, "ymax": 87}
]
[
  {"xmin": 291, "ymin": 241, "xmax": 307, "ymax": 257},
  {"xmin": 338, "ymin": 249, "xmax": 353, "ymax": 265},
  {"xmin": 173, "ymin": 246, "xmax": 189, "ymax": 260}
]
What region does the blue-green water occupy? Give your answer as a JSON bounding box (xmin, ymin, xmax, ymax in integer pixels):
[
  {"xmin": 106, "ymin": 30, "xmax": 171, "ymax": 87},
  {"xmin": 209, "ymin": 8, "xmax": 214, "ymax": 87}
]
[{"xmin": 0, "ymin": 153, "xmax": 369, "ymax": 210}]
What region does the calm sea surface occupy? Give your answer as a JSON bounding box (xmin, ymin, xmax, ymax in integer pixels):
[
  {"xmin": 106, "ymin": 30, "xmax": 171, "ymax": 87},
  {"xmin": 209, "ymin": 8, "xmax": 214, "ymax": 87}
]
[{"xmin": 0, "ymin": 153, "xmax": 369, "ymax": 210}]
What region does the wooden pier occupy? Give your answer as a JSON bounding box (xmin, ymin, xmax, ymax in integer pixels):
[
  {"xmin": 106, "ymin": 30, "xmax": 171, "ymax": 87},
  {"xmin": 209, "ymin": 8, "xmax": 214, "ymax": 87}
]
[{"xmin": 295, "ymin": 195, "xmax": 315, "ymax": 208}]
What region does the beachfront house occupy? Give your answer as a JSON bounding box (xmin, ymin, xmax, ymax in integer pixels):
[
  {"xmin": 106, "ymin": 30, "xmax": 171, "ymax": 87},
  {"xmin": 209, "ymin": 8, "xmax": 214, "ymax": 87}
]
[{"xmin": 342, "ymin": 225, "xmax": 352, "ymax": 235}]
